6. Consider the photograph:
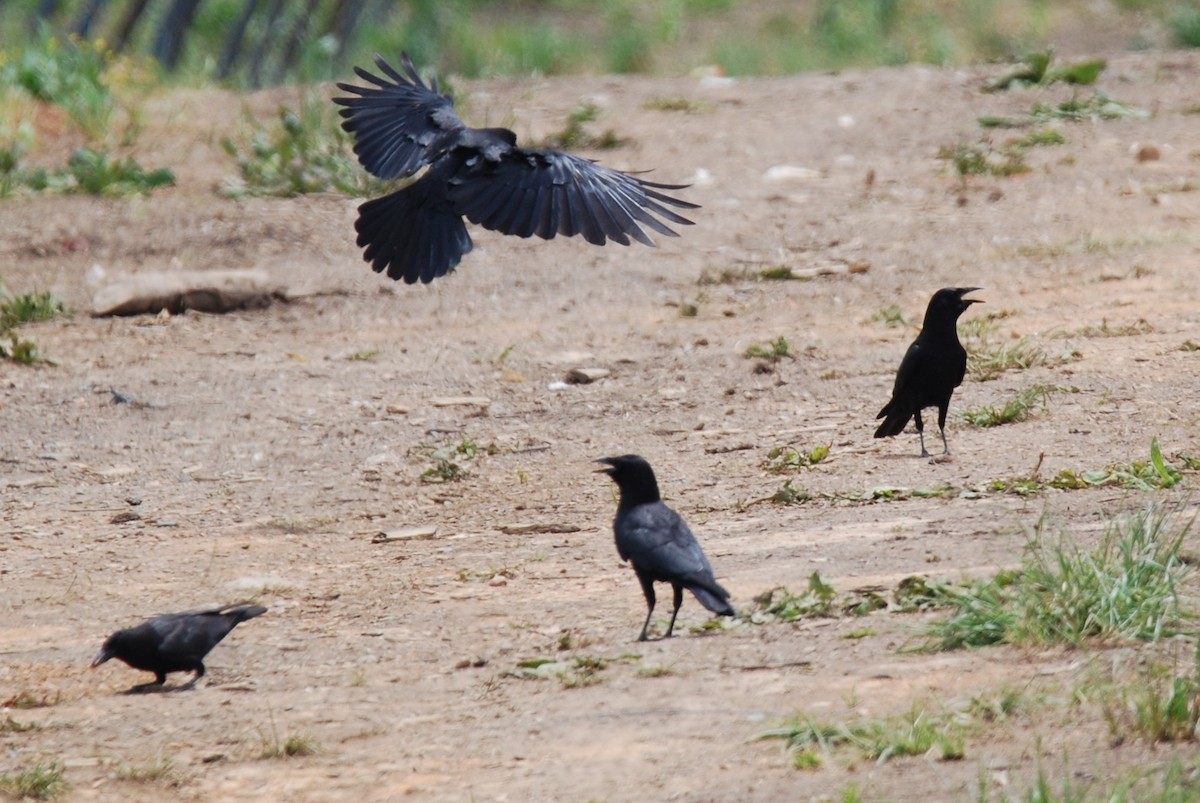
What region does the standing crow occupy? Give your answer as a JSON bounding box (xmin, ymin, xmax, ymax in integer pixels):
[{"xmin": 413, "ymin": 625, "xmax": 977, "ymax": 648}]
[
  {"xmin": 92, "ymin": 603, "xmax": 267, "ymax": 692},
  {"xmin": 875, "ymin": 287, "xmax": 983, "ymax": 457},
  {"xmin": 596, "ymin": 455, "xmax": 735, "ymax": 641},
  {"xmin": 333, "ymin": 53, "xmax": 698, "ymax": 284}
]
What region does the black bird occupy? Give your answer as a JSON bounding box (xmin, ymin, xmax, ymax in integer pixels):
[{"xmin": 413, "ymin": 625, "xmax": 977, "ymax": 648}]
[
  {"xmin": 333, "ymin": 54, "xmax": 698, "ymax": 284},
  {"xmin": 92, "ymin": 603, "xmax": 267, "ymax": 692},
  {"xmin": 874, "ymin": 287, "xmax": 983, "ymax": 457},
  {"xmin": 596, "ymin": 455, "xmax": 735, "ymax": 641}
]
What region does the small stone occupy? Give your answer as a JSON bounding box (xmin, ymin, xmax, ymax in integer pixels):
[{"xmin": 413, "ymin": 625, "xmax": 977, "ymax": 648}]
[
  {"xmin": 1135, "ymin": 143, "xmax": 1161, "ymax": 162},
  {"xmin": 566, "ymin": 367, "xmax": 610, "ymax": 384},
  {"xmin": 373, "ymin": 525, "xmax": 439, "ymax": 543}
]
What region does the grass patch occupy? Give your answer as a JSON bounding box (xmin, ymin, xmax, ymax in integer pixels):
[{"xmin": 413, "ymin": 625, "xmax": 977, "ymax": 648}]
[
  {"xmin": 540, "ymin": 102, "xmax": 622, "ymax": 150},
  {"xmin": 222, "ymin": 93, "xmax": 384, "ymax": 198},
  {"xmin": 749, "ymin": 574, "xmax": 837, "ymax": 622},
  {"xmin": 259, "ymin": 714, "xmax": 319, "ymax": 759},
  {"xmin": 1031, "ymin": 92, "xmax": 1147, "ymax": 123},
  {"xmin": 961, "ymin": 384, "xmax": 1056, "ymax": 427},
  {"xmin": 641, "ymin": 96, "xmax": 713, "ymax": 113},
  {"xmin": 412, "ymin": 437, "xmax": 497, "ymax": 484},
  {"xmin": 937, "ymin": 140, "xmax": 1029, "ymax": 179},
  {"xmin": 960, "ymin": 318, "xmax": 1050, "ymax": 380},
  {"xmin": 1, "ymin": 145, "xmax": 172, "ymax": 197},
  {"xmin": 511, "ymin": 655, "xmax": 609, "ymax": 688},
  {"xmin": 0, "ymin": 32, "xmax": 149, "ymax": 144},
  {"xmin": 758, "ymin": 702, "xmax": 965, "ymax": 764},
  {"xmin": 0, "ymin": 762, "xmax": 66, "ymax": 800},
  {"xmin": 0, "ymin": 715, "xmax": 39, "ymax": 733},
  {"xmin": 872, "ymin": 304, "xmax": 909, "ymax": 328},
  {"xmin": 983, "ymin": 49, "xmax": 1106, "ymax": 92},
  {"xmin": 116, "ymin": 755, "xmax": 180, "ymax": 785},
  {"xmin": 922, "ymin": 503, "xmax": 1193, "ymax": 651},
  {"xmin": 764, "ymin": 444, "xmax": 830, "ymax": 472},
  {"xmin": 744, "ymin": 335, "xmax": 793, "ymax": 362},
  {"xmin": 1059, "ymin": 318, "xmax": 1154, "ymax": 338}
]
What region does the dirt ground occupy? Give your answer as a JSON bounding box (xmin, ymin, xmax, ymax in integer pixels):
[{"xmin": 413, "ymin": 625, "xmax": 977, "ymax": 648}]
[{"xmin": 3, "ymin": 48, "xmax": 1200, "ymax": 801}]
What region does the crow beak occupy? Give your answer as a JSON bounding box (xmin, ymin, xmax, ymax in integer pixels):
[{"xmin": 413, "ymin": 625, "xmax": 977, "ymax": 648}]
[
  {"xmin": 960, "ymin": 287, "xmax": 983, "ymax": 306},
  {"xmin": 594, "ymin": 457, "xmax": 616, "ymax": 474},
  {"xmin": 91, "ymin": 648, "xmax": 113, "ymax": 668}
]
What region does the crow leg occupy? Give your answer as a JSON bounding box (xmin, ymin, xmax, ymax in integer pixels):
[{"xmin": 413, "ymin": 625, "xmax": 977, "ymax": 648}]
[
  {"xmin": 182, "ymin": 662, "xmax": 206, "ymax": 689},
  {"xmin": 636, "ymin": 573, "xmax": 657, "ymax": 642},
  {"xmin": 937, "ymin": 405, "xmax": 951, "ymax": 454},
  {"xmin": 663, "ymin": 584, "xmax": 685, "ymax": 639},
  {"xmin": 125, "ymin": 673, "xmax": 167, "ymax": 694},
  {"xmin": 914, "ymin": 410, "xmax": 930, "ymax": 458}
]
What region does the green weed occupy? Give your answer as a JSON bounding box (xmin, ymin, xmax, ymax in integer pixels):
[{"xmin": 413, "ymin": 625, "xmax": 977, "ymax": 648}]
[
  {"xmin": 1031, "ymin": 92, "xmax": 1147, "ymax": 123},
  {"xmin": 413, "ymin": 438, "xmax": 497, "ymax": 484},
  {"xmin": 222, "ymin": 94, "xmax": 383, "ymax": 197},
  {"xmin": 938, "ymin": 140, "xmax": 1029, "ymax": 179},
  {"xmin": 745, "ymin": 335, "xmax": 792, "ymax": 362},
  {"xmin": 983, "ymin": 49, "xmax": 1105, "ymax": 91},
  {"xmin": 872, "ymin": 304, "xmax": 909, "ymax": 328},
  {"xmin": 923, "ymin": 503, "xmax": 1193, "ymax": 651},
  {"xmin": 961, "ymin": 384, "xmax": 1055, "ymax": 427},
  {"xmin": 0, "ymin": 762, "xmax": 66, "ymax": 800},
  {"xmin": 749, "ymin": 574, "xmax": 837, "ymax": 622},
  {"xmin": 541, "ymin": 102, "xmax": 622, "ymax": 150},
  {"xmin": 764, "ymin": 444, "xmax": 830, "ymax": 472},
  {"xmin": 758, "ymin": 702, "xmax": 965, "ymax": 764}
]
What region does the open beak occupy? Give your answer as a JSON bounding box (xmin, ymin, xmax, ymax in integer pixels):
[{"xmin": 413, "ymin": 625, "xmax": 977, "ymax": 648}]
[
  {"xmin": 594, "ymin": 457, "xmax": 616, "ymax": 475},
  {"xmin": 959, "ymin": 287, "xmax": 983, "ymax": 307}
]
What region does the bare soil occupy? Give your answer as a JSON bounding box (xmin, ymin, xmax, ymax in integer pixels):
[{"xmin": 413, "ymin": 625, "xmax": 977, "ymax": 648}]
[{"xmin": 3, "ymin": 49, "xmax": 1200, "ymax": 801}]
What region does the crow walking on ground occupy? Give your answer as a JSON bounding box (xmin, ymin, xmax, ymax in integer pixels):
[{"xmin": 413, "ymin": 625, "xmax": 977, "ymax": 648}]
[
  {"xmin": 334, "ymin": 53, "xmax": 698, "ymax": 284},
  {"xmin": 92, "ymin": 603, "xmax": 267, "ymax": 692},
  {"xmin": 596, "ymin": 455, "xmax": 734, "ymax": 641},
  {"xmin": 875, "ymin": 287, "xmax": 983, "ymax": 457}
]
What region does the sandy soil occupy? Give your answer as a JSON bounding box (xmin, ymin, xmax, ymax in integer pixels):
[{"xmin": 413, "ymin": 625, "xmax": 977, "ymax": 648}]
[{"xmin": 3, "ymin": 49, "xmax": 1200, "ymax": 801}]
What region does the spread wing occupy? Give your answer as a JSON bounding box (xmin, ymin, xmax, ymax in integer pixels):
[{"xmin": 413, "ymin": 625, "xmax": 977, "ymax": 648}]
[
  {"xmin": 447, "ymin": 149, "xmax": 697, "ymax": 245},
  {"xmin": 334, "ymin": 53, "xmax": 464, "ymax": 180}
]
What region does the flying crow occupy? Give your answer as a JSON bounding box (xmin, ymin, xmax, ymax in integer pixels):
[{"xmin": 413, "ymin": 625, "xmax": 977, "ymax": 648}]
[{"xmin": 334, "ymin": 53, "xmax": 698, "ymax": 284}]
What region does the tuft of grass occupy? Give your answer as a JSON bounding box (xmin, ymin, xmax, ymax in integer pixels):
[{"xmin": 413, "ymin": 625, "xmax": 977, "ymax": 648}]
[
  {"xmin": 260, "ymin": 728, "xmax": 318, "ymax": 759},
  {"xmin": 959, "ymin": 318, "xmax": 1049, "ymax": 380},
  {"xmin": 758, "ymin": 703, "xmax": 965, "ymax": 764},
  {"xmin": 1015, "ymin": 127, "xmax": 1066, "ymax": 148},
  {"xmin": 1031, "ymin": 92, "xmax": 1147, "ymax": 123},
  {"xmin": 0, "ymin": 762, "xmax": 67, "ymax": 800},
  {"xmin": 0, "ymin": 291, "xmax": 67, "ymax": 329},
  {"xmin": 745, "ymin": 336, "xmax": 793, "ymax": 362},
  {"xmin": 541, "ymin": 102, "xmax": 622, "ymax": 150},
  {"xmin": 0, "ymin": 33, "xmax": 149, "ymax": 144},
  {"xmin": 641, "ymin": 96, "xmax": 713, "ymax": 113},
  {"xmin": 116, "ymin": 755, "xmax": 179, "ymax": 785},
  {"xmin": 983, "ymin": 49, "xmax": 1105, "ymax": 92},
  {"xmin": 961, "ymin": 384, "xmax": 1055, "ymax": 427},
  {"xmin": 768, "ymin": 479, "xmax": 811, "ymax": 506},
  {"xmin": 872, "ymin": 304, "xmax": 909, "ymax": 328},
  {"xmin": 0, "ymin": 715, "xmax": 39, "ymax": 733},
  {"xmin": 749, "ymin": 574, "xmax": 837, "ymax": 623},
  {"xmin": 922, "ymin": 503, "xmax": 1194, "ymax": 651},
  {"xmin": 23, "ymin": 147, "xmax": 173, "ymax": 196},
  {"xmin": 222, "ymin": 94, "xmax": 384, "ymax": 198},
  {"xmin": 1062, "ymin": 318, "xmax": 1154, "ymax": 338},
  {"xmin": 413, "ymin": 437, "xmax": 497, "ymax": 484},
  {"xmin": 1126, "ymin": 658, "xmax": 1200, "ymax": 743},
  {"xmin": 764, "ymin": 444, "xmax": 830, "ymax": 472},
  {"xmin": 1171, "ymin": 4, "xmax": 1200, "ymax": 47},
  {"xmin": 937, "ymin": 140, "xmax": 1029, "ymax": 179}
]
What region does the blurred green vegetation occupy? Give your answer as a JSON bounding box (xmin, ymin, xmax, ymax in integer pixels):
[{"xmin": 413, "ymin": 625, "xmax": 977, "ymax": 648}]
[{"xmin": 0, "ymin": 0, "xmax": 1195, "ymax": 87}]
